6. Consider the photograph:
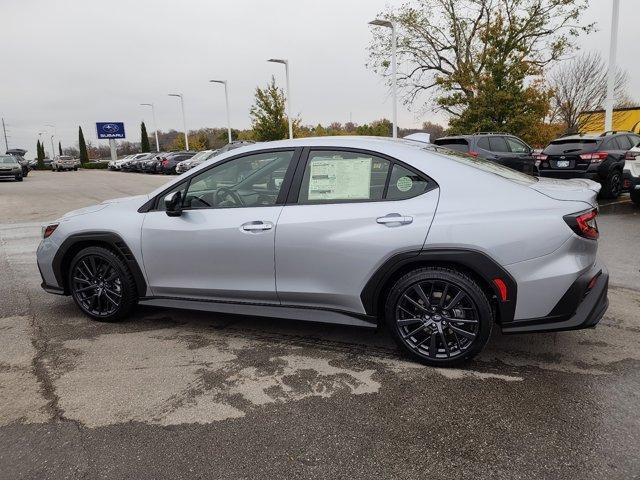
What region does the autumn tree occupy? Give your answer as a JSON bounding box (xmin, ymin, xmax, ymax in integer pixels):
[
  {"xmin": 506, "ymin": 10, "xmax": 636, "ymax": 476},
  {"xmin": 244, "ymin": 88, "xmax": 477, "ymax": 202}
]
[
  {"xmin": 368, "ymin": 0, "xmax": 593, "ymax": 139},
  {"xmin": 250, "ymin": 76, "xmax": 298, "ymax": 141},
  {"xmin": 549, "ymin": 52, "xmax": 628, "ymax": 133}
]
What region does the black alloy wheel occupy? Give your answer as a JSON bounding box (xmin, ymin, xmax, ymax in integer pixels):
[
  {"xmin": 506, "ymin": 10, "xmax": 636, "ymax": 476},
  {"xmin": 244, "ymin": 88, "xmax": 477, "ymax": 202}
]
[
  {"xmin": 69, "ymin": 246, "xmax": 137, "ymax": 321},
  {"xmin": 386, "ymin": 267, "xmax": 493, "ymax": 366}
]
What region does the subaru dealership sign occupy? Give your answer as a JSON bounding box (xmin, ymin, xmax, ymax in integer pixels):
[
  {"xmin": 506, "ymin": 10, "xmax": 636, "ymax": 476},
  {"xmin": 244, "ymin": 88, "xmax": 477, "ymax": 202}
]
[{"xmin": 96, "ymin": 122, "xmax": 126, "ymax": 139}]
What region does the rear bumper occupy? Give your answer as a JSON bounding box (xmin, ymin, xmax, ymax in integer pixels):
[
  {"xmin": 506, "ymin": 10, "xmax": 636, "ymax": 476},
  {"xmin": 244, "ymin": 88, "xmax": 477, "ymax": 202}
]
[
  {"xmin": 539, "ymin": 170, "xmax": 600, "ymax": 181},
  {"xmin": 502, "ymin": 263, "xmax": 608, "ymax": 334}
]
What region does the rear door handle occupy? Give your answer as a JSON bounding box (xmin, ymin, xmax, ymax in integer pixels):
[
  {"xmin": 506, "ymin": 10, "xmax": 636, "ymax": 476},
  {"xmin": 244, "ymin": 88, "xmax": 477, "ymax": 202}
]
[
  {"xmin": 376, "ymin": 213, "xmax": 413, "ymax": 225},
  {"xmin": 241, "ymin": 221, "xmax": 273, "ymax": 232}
]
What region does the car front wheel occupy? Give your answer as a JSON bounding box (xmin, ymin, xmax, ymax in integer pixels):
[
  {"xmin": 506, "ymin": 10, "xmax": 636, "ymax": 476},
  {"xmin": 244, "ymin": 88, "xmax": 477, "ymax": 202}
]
[
  {"xmin": 385, "ymin": 267, "xmax": 493, "ymax": 367},
  {"xmin": 68, "ymin": 246, "xmax": 138, "ymax": 322}
]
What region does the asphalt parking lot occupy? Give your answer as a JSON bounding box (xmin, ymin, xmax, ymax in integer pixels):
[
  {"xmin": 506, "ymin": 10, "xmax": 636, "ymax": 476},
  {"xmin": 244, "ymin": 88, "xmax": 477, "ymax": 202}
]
[{"xmin": 1, "ymin": 170, "xmax": 639, "ymax": 479}]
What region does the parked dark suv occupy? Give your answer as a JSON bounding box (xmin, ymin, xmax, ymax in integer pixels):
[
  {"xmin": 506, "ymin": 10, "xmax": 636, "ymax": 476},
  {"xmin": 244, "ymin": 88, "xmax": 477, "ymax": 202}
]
[
  {"xmin": 158, "ymin": 151, "xmax": 196, "ymax": 174},
  {"xmin": 537, "ymin": 131, "xmax": 640, "ymax": 199},
  {"xmin": 433, "ymin": 133, "xmax": 537, "ymax": 175}
]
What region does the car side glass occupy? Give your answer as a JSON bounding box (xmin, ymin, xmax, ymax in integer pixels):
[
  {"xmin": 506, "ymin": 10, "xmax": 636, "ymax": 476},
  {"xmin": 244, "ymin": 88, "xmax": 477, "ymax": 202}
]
[
  {"xmin": 488, "ymin": 136, "xmax": 510, "ymax": 153},
  {"xmin": 476, "ymin": 137, "xmax": 490, "ymax": 151},
  {"xmin": 616, "ymin": 135, "xmax": 631, "ymax": 150},
  {"xmin": 156, "ymin": 181, "xmax": 187, "ymax": 211},
  {"xmin": 385, "ymin": 164, "xmax": 429, "ymax": 201},
  {"xmin": 505, "ymin": 137, "xmax": 529, "ymax": 153}
]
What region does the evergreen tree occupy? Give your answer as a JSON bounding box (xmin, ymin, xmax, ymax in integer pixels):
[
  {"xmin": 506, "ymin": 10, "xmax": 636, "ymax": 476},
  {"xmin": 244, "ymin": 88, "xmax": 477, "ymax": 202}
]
[
  {"xmin": 140, "ymin": 122, "xmax": 151, "ymax": 152},
  {"xmin": 58, "ymin": 141, "xmax": 62, "ymax": 156},
  {"xmin": 250, "ymin": 76, "xmax": 297, "ymax": 141},
  {"xmin": 36, "ymin": 140, "xmax": 45, "ymax": 169},
  {"xmin": 78, "ymin": 126, "xmax": 89, "ymax": 164}
]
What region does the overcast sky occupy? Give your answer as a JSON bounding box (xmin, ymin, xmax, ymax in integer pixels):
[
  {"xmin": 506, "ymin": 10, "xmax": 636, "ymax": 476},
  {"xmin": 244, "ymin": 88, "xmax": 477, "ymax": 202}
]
[{"xmin": 1, "ymin": 0, "xmax": 637, "ymax": 156}]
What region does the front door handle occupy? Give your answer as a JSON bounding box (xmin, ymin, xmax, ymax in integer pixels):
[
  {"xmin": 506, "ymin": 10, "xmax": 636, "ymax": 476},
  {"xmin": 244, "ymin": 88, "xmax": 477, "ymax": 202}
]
[
  {"xmin": 376, "ymin": 213, "xmax": 413, "ymax": 225},
  {"xmin": 241, "ymin": 221, "xmax": 273, "ymax": 232}
]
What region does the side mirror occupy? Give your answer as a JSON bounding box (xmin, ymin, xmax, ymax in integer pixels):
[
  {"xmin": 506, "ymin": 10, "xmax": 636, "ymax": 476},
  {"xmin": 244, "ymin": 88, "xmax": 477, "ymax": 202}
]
[{"xmin": 164, "ymin": 191, "xmax": 183, "ymax": 217}]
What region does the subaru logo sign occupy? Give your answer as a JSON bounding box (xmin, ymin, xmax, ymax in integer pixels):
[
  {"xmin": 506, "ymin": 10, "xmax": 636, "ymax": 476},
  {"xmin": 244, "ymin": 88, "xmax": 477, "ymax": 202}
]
[{"xmin": 96, "ymin": 122, "xmax": 126, "ymax": 139}]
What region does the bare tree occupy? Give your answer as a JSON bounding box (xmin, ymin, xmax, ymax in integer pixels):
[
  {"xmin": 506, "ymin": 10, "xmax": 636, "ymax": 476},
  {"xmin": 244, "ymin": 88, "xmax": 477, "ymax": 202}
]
[
  {"xmin": 549, "ymin": 52, "xmax": 629, "ymax": 133},
  {"xmin": 368, "ymin": 0, "xmax": 593, "ymax": 115}
]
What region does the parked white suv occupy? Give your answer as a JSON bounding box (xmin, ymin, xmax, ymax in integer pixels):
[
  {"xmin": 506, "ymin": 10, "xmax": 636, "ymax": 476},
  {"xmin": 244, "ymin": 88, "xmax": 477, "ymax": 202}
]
[
  {"xmin": 37, "ymin": 137, "xmax": 609, "ymax": 366},
  {"xmin": 623, "ymin": 144, "xmax": 640, "ymax": 206},
  {"xmin": 52, "ymin": 155, "xmax": 79, "ymax": 172}
]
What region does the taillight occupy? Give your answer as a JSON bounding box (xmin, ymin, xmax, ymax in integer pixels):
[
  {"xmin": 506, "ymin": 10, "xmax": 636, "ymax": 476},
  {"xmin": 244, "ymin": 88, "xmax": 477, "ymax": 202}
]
[
  {"xmin": 42, "ymin": 223, "xmax": 58, "ymax": 239},
  {"xmin": 162, "ymin": 159, "xmax": 168, "ymax": 166},
  {"xmin": 468, "ymin": 151, "xmax": 479, "ymax": 158},
  {"xmin": 533, "ymin": 154, "xmax": 548, "ymax": 161},
  {"xmin": 625, "ymin": 151, "xmax": 638, "ymax": 160},
  {"xmin": 579, "ymin": 151, "xmax": 608, "ymax": 163},
  {"xmin": 564, "ymin": 209, "xmax": 599, "ymax": 240}
]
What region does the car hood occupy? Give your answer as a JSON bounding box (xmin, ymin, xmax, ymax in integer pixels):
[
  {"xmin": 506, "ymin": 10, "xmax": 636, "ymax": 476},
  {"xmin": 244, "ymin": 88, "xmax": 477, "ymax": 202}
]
[
  {"xmin": 529, "ymin": 177, "xmax": 600, "ymax": 207},
  {"xmin": 59, "ymin": 195, "xmax": 147, "ymax": 220}
]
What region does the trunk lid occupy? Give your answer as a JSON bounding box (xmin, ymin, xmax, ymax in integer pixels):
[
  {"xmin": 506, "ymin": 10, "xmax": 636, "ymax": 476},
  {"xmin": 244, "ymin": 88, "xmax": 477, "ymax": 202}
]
[{"xmin": 529, "ymin": 177, "xmax": 600, "ymax": 207}]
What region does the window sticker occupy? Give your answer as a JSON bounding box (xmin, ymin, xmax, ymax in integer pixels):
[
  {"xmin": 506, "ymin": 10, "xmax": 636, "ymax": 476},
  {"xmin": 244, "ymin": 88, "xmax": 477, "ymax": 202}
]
[
  {"xmin": 396, "ymin": 176, "xmax": 413, "ymax": 192},
  {"xmin": 308, "ymin": 157, "xmax": 372, "ymax": 200}
]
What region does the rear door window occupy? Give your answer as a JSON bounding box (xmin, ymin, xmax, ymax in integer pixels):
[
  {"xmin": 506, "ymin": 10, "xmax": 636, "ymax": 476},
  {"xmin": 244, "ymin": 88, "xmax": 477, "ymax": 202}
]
[
  {"xmin": 627, "ymin": 134, "xmax": 640, "ymax": 148},
  {"xmin": 488, "ymin": 136, "xmax": 510, "ymax": 152},
  {"xmin": 298, "ymin": 151, "xmax": 390, "ymax": 203},
  {"xmin": 385, "ymin": 164, "xmax": 430, "ymax": 200},
  {"xmin": 476, "ymin": 137, "xmax": 490, "ymax": 150},
  {"xmin": 615, "ymin": 135, "xmax": 632, "ymax": 150}
]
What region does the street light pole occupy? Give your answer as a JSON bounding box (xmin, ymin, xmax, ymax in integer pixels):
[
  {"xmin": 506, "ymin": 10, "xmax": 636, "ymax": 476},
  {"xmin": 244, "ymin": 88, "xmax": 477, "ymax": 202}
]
[
  {"xmin": 45, "ymin": 124, "xmax": 57, "ymax": 156},
  {"xmin": 268, "ymin": 59, "xmax": 293, "ymax": 139},
  {"xmin": 168, "ymin": 93, "xmax": 189, "ymax": 150},
  {"xmin": 210, "ymin": 80, "xmax": 232, "ymax": 144},
  {"xmin": 369, "ymin": 19, "xmax": 398, "ymax": 138},
  {"xmin": 140, "ymin": 103, "xmax": 160, "ymax": 151},
  {"xmin": 604, "ymin": 0, "xmax": 620, "ymax": 132}
]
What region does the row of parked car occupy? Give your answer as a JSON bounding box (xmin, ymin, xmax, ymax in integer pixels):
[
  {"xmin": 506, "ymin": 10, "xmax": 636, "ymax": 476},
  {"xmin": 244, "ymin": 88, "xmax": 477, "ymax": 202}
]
[
  {"xmin": 433, "ymin": 130, "xmax": 640, "ymax": 203},
  {"xmin": 108, "ymin": 141, "xmax": 254, "ymax": 175}
]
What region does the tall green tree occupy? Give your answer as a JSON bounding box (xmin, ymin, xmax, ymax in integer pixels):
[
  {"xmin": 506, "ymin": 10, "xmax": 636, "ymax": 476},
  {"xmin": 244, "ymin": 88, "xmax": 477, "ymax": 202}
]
[
  {"xmin": 78, "ymin": 126, "xmax": 89, "ymax": 164},
  {"xmin": 58, "ymin": 141, "xmax": 63, "ymax": 156},
  {"xmin": 140, "ymin": 121, "xmax": 151, "ymax": 152},
  {"xmin": 368, "ymin": 0, "xmax": 593, "ymax": 139},
  {"xmin": 250, "ymin": 76, "xmax": 297, "ymax": 141},
  {"xmin": 36, "ymin": 140, "xmax": 45, "ymax": 169}
]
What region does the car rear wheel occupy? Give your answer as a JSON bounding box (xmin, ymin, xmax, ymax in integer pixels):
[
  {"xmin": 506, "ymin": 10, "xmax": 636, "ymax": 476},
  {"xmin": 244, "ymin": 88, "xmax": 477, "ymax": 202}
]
[
  {"xmin": 68, "ymin": 246, "xmax": 138, "ymax": 322},
  {"xmin": 385, "ymin": 267, "xmax": 493, "ymax": 367},
  {"xmin": 600, "ymin": 169, "xmax": 622, "ymax": 199},
  {"xmin": 631, "ymin": 189, "xmax": 640, "ymax": 207}
]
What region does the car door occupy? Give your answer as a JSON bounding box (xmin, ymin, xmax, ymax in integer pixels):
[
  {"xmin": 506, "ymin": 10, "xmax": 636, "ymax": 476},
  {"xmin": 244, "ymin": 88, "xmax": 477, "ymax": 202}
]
[
  {"xmin": 274, "ymin": 148, "xmax": 439, "ymax": 314},
  {"xmin": 504, "ymin": 136, "xmax": 536, "ymax": 175},
  {"xmin": 141, "ymin": 148, "xmax": 298, "ymax": 303}
]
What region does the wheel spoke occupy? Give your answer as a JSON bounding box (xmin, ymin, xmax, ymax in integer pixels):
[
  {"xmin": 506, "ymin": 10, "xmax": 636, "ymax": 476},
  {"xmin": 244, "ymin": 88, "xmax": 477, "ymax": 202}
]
[
  {"xmin": 444, "ymin": 316, "xmax": 478, "ymax": 324},
  {"xmin": 403, "ymin": 324, "xmax": 426, "ymax": 339},
  {"xmin": 438, "ymin": 325, "xmax": 450, "ymax": 357},
  {"xmin": 75, "ymin": 284, "xmax": 97, "ymax": 293},
  {"xmin": 103, "ymin": 291, "xmax": 119, "ymax": 306},
  {"xmin": 73, "ymin": 276, "xmax": 92, "ymax": 285},
  {"xmin": 397, "ymin": 318, "xmax": 422, "ymax": 327},
  {"xmin": 403, "ymin": 294, "xmax": 429, "ymax": 313},
  {"xmin": 414, "ymin": 284, "xmax": 431, "ymax": 307},
  {"xmin": 439, "ymin": 284, "xmax": 449, "ymax": 307},
  {"xmin": 445, "ymin": 290, "xmax": 464, "ymax": 310},
  {"xmin": 88, "ymin": 256, "xmax": 97, "ymax": 276},
  {"xmin": 449, "ymin": 325, "xmax": 476, "ymax": 340},
  {"xmin": 428, "ymin": 332, "xmax": 438, "ymax": 357}
]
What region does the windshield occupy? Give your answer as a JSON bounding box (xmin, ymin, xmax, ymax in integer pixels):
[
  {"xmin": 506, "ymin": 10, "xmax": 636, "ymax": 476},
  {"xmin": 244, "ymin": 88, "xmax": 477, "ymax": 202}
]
[
  {"xmin": 426, "ymin": 146, "xmax": 538, "ymax": 184},
  {"xmin": 543, "ymin": 139, "xmax": 598, "ymax": 155},
  {"xmin": 0, "ymin": 156, "xmax": 18, "ymax": 165},
  {"xmin": 189, "ymin": 151, "xmax": 213, "ymax": 162}
]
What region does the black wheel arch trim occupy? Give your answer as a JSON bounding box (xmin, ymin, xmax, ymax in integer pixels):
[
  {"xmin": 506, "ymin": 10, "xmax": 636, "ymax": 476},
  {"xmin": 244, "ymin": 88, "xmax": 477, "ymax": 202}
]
[
  {"xmin": 52, "ymin": 232, "xmax": 147, "ymax": 297},
  {"xmin": 360, "ymin": 248, "xmax": 518, "ymax": 324}
]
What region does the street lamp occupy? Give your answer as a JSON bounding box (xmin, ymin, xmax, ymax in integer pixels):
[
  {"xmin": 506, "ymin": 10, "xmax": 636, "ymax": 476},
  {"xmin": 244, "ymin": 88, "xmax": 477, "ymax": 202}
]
[
  {"xmin": 168, "ymin": 93, "xmax": 189, "ymax": 151},
  {"xmin": 267, "ymin": 58, "xmax": 293, "ymax": 139},
  {"xmin": 140, "ymin": 103, "xmax": 160, "ymax": 151},
  {"xmin": 209, "ymin": 80, "xmax": 232, "ymax": 144},
  {"xmin": 604, "ymin": 0, "xmax": 620, "ymax": 131},
  {"xmin": 45, "ymin": 124, "xmax": 57, "ymax": 157},
  {"xmin": 369, "ymin": 18, "xmax": 398, "ymax": 139}
]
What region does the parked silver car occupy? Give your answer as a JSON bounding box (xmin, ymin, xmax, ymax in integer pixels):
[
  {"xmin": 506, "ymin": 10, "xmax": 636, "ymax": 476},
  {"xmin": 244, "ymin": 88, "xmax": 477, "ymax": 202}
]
[
  {"xmin": 52, "ymin": 155, "xmax": 79, "ymax": 171},
  {"xmin": 175, "ymin": 149, "xmax": 217, "ymax": 174},
  {"xmin": 0, "ymin": 154, "xmax": 24, "ymax": 181},
  {"xmin": 36, "ymin": 137, "xmax": 608, "ymax": 366}
]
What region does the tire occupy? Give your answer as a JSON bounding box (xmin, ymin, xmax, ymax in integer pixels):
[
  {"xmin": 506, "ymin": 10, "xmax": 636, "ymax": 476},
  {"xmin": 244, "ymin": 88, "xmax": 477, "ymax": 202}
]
[
  {"xmin": 631, "ymin": 188, "xmax": 640, "ymax": 207},
  {"xmin": 15, "ymin": 175, "xmax": 23, "ymax": 182},
  {"xmin": 384, "ymin": 267, "xmax": 493, "ymax": 367},
  {"xmin": 74, "ymin": 167, "xmax": 78, "ymax": 171},
  {"xmin": 68, "ymin": 246, "xmax": 138, "ymax": 322},
  {"xmin": 600, "ymin": 169, "xmax": 623, "ymax": 199}
]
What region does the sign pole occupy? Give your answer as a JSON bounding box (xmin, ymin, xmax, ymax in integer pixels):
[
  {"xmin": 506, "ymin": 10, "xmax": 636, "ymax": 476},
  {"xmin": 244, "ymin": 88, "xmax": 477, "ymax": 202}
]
[{"xmin": 109, "ymin": 139, "xmax": 117, "ymax": 162}]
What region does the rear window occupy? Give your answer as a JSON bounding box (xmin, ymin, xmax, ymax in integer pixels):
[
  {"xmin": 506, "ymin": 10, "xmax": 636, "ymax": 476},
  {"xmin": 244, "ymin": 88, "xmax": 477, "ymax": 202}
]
[
  {"xmin": 428, "ymin": 147, "xmax": 537, "ymax": 184},
  {"xmin": 433, "ymin": 138, "xmax": 469, "ymax": 153},
  {"xmin": 543, "ymin": 139, "xmax": 599, "ymax": 155}
]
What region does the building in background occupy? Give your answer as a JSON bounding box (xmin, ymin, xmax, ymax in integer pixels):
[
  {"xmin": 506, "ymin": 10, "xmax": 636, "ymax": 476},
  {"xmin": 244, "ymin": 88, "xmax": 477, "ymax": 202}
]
[{"xmin": 579, "ymin": 107, "xmax": 640, "ymax": 133}]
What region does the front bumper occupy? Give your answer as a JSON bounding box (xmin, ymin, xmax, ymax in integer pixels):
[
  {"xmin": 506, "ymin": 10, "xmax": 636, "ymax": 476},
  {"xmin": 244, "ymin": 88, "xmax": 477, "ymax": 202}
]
[
  {"xmin": 502, "ymin": 263, "xmax": 608, "ymax": 334},
  {"xmin": 0, "ymin": 170, "xmax": 21, "ymax": 177}
]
